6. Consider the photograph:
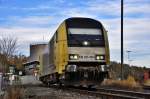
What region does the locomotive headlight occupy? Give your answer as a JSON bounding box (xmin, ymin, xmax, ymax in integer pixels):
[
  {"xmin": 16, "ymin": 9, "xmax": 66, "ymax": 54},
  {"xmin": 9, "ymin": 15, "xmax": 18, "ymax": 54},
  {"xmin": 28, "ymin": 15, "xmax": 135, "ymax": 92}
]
[
  {"xmin": 70, "ymin": 55, "xmax": 74, "ymax": 59},
  {"xmin": 69, "ymin": 54, "xmax": 79, "ymax": 60},
  {"xmin": 83, "ymin": 41, "xmax": 89, "ymax": 46},
  {"xmin": 95, "ymin": 55, "xmax": 105, "ymax": 60},
  {"xmin": 96, "ymin": 56, "xmax": 100, "ymax": 60},
  {"xmin": 74, "ymin": 55, "xmax": 78, "ymax": 59}
]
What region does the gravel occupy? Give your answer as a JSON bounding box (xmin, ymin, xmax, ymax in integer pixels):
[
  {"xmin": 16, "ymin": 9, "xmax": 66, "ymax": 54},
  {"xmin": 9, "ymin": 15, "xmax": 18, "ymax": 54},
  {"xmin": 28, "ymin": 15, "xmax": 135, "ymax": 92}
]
[
  {"xmin": 3, "ymin": 75, "xmax": 101, "ymax": 99},
  {"xmin": 23, "ymin": 86, "xmax": 101, "ymax": 99},
  {"xmin": 20, "ymin": 75, "xmax": 42, "ymax": 85}
]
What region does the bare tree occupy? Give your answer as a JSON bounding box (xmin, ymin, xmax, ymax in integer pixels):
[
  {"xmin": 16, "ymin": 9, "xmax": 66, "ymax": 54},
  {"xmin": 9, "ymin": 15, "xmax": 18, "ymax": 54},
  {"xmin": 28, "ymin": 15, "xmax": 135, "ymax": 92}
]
[{"xmin": 0, "ymin": 36, "xmax": 18, "ymax": 72}]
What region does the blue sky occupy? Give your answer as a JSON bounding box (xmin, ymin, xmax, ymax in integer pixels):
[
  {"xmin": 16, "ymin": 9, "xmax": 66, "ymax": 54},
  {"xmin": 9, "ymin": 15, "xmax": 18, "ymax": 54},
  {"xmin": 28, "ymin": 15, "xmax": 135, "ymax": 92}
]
[{"xmin": 0, "ymin": 0, "xmax": 150, "ymax": 67}]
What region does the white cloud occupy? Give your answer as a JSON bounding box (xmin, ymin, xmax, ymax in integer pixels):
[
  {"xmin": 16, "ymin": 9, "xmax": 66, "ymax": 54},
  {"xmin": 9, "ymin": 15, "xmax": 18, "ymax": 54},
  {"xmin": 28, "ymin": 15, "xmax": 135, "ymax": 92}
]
[
  {"xmin": 131, "ymin": 56, "xmax": 150, "ymax": 67},
  {"xmin": 62, "ymin": 8, "xmax": 97, "ymax": 18},
  {"xmin": 0, "ymin": 26, "xmax": 55, "ymax": 55},
  {"xmin": 0, "ymin": 27, "xmax": 55, "ymax": 41},
  {"xmin": 125, "ymin": 4, "xmax": 150, "ymax": 15},
  {"xmin": 18, "ymin": 16, "xmax": 53, "ymax": 25},
  {"xmin": 4, "ymin": 16, "xmax": 55, "ymax": 27},
  {"xmin": 86, "ymin": 0, "xmax": 120, "ymax": 16}
]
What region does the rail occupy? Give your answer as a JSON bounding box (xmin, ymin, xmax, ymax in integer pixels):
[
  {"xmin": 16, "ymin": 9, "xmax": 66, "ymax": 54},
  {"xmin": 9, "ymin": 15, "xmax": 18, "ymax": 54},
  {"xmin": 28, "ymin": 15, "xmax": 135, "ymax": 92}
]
[
  {"xmin": 75, "ymin": 89, "xmax": 143, "ymax": 99},
  {"xmin": 45, "ymin": 84, "xmax": 150, "ymax": 99},
  {"xmin": 97, "ymin": 88, "xmax": 150, "ymax": 99}
]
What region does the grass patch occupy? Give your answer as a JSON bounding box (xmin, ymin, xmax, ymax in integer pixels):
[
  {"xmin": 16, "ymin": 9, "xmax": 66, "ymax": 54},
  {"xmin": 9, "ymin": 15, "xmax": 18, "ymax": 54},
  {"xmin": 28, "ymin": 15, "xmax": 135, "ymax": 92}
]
[
  {"xmin": 143, "ymin": 79, "xmax": 150, "ymax": 86},
  {"xmin": 4, "ymin": 85, "xmax": 24, "ymax": 99},
  {"xmin": 101, "ymin": 76, "xmax": 142, "ymax": 91}
]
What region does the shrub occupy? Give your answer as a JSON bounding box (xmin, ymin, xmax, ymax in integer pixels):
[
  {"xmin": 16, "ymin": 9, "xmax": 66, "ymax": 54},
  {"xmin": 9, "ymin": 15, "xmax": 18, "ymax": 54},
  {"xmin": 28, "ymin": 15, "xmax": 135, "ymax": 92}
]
[{"xmin": 101, "ymin": 75, "xmax": 142, "ymax": 91}]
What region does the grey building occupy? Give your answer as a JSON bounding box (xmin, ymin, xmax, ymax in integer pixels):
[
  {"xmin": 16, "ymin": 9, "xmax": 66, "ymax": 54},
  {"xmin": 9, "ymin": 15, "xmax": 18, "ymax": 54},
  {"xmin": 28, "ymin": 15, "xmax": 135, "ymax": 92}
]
[{"xmin": 24, "ymin": 43, "xmax": 49, "ymax": 75}]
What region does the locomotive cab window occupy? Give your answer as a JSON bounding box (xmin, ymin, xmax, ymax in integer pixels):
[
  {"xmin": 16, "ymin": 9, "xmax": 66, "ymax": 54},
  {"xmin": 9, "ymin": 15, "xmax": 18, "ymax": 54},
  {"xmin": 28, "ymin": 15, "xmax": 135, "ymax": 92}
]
[{"xmin": 67, "ymin": 28, "xmax": 105, "ymax": 47}]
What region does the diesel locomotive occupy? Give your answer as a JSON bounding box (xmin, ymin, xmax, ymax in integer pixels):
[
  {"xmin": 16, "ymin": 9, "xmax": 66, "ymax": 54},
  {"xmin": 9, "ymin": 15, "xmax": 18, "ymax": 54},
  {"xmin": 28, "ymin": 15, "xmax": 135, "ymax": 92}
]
[{"xmin": 40, "ymin": 17, "xmax": 110, "ymax": 87}]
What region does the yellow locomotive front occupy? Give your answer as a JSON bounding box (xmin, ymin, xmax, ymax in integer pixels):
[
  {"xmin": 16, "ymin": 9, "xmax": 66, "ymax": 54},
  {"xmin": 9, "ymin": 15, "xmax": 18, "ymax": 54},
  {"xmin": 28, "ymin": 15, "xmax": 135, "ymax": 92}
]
[{"xmin": 59, "ymin": 18, "xmax": 110, "ymax": 86}]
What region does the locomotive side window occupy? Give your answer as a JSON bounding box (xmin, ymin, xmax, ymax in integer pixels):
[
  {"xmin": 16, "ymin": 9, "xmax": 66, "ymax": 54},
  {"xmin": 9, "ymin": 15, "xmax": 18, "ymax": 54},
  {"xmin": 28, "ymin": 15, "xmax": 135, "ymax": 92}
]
[{"xmin": 56, "ymin": 31, "xmax": 58, "ymax": 43}]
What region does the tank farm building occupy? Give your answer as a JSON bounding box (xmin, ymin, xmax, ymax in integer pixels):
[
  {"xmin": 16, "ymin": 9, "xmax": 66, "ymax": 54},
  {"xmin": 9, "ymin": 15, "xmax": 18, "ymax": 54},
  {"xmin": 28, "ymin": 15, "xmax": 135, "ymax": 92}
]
[{"xmin": 24, "ymin": 43, "xmax": 49, "ymax": 75}]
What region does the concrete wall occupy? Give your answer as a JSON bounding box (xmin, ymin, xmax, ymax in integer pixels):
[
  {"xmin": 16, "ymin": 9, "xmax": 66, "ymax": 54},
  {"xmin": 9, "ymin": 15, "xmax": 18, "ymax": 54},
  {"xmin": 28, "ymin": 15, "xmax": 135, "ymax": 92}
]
[{"xmin": 26, "ymin": 43, "xmax": 49, "ymax": 75}]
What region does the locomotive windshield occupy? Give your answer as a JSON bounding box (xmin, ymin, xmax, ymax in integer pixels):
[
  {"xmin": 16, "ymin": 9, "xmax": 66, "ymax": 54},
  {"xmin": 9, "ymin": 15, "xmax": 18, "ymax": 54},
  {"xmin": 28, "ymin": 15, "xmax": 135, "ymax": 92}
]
[{"xmin": 67, "ymin": 28, "xmax": 105, "ymax": 47}]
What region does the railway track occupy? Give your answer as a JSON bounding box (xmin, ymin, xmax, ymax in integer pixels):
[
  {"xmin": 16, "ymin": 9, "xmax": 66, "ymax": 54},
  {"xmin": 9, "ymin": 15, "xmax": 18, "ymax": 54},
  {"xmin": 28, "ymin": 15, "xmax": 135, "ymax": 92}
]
[
  {"xmin": 48, "ymin": 85, "xmax": 150, "ymax": 99},
  {"xmin": 143, "ymin": 85, "xmax": 150, "ymax": 90},
  {"xmin": 97, "ymin": 88, "xmax": 150, "ymax": 99},
  {"xmin": 68, "ymin": 88, "xmax": 150, "ymax": 99}
]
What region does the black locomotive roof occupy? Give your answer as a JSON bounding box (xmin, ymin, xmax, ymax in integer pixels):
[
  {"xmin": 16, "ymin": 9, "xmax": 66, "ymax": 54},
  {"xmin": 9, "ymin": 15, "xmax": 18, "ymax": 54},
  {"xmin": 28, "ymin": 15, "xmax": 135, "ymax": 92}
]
[{"xmin": 65, "ymin": 17, "xmax": 102, "ymax": 28}]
